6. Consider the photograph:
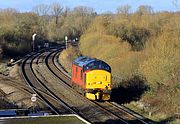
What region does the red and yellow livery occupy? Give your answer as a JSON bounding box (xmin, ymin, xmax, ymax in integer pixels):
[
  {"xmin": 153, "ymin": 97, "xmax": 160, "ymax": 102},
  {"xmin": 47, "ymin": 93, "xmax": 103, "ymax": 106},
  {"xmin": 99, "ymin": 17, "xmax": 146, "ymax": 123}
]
[{"xmin": 72, "ymin": 56, "xmax": 111, "ymax": 100}]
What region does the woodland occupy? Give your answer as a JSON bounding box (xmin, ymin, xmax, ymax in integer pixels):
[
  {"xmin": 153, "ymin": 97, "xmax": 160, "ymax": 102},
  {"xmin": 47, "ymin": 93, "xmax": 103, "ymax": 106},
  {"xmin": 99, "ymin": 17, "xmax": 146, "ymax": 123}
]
[{"xmin": 0, "ymin": 3, "xmax": 179, "ymax": 123}]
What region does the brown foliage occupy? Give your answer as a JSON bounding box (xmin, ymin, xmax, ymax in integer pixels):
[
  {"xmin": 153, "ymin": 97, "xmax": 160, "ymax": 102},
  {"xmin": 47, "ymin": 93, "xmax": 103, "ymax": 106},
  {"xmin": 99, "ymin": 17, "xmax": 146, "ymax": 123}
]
[
  {"xmin": 59, "ymin": 46, "xmax": 80, "ymax": 73},
  {"xmin": 79, "ymin": 11, "xmax": 180, "ymax": 119}
]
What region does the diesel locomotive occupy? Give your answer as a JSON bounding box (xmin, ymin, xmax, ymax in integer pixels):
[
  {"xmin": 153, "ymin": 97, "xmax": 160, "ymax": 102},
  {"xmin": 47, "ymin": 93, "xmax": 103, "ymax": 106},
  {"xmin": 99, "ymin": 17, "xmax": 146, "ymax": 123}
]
[{"xmin": 71, "ymin": 56, "xmax": 111, "ymax": 100}]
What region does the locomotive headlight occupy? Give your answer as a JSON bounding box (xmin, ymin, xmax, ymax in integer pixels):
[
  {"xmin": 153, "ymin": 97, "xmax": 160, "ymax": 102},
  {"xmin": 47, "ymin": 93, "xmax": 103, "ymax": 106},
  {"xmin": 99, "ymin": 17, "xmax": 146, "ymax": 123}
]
[{"xmin": 98, "ymin": 82, "xmax": 102, "ymax": 84}]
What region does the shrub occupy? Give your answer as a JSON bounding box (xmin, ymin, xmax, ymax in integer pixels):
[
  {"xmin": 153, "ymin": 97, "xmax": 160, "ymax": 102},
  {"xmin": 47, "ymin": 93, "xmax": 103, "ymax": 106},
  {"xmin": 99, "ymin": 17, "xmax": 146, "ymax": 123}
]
[
  {"xmin": 107, "ymin": 24, "xmax": 150, "ymax": 51},
  {"xmin": 109, "ymin": 51, "xmax": 145, "ymax": 82},
  {"xmin": 139, "ymin": 32, "xmax": 180, "ymax": 87},
  {"xmin": 79, "ymin": 32, "xmax": 147, "ymax": 84},
  {"xmin": 80, "ymin": 33, "xmax": 128, "ymax": 58},
  {"xmin": 59, "ymin": 45, "xmax": 80, "ymax": 73}
]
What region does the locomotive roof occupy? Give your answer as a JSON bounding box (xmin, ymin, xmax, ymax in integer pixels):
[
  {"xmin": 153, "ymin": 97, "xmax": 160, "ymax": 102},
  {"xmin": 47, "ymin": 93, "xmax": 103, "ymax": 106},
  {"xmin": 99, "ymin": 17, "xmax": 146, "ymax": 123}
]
[
  {"xmin": 73, "ymin": 56, "xmax": 98, "ymax": 67},
  {"xmin": 73, "ymin": 56, "xmax": 111, "ymax": 72}
]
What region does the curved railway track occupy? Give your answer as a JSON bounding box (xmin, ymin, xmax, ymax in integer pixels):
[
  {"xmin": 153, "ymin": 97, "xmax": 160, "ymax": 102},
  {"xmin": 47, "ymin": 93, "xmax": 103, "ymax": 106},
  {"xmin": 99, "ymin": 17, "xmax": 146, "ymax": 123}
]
[
  {"xmin": 46, "ymin": 49, "xmax": 155, "ymax": 124},
  {"xmin": 32, "ymin": 50, "xmax": 123, "ymax": 123},
  {"xmin": 21, "ymin": 51, "xmax": 74, "ymax": 115},
  {"xmin": 20, "ymin": 47, "xmax": 155, "ymax": 124}
]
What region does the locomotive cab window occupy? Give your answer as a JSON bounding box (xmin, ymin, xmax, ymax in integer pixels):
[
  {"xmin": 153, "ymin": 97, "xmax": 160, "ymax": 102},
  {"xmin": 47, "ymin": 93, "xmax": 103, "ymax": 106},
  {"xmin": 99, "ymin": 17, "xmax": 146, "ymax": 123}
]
[{"xmin": 84, "ymin": 61, "xmax": 111, "ymax": 72}]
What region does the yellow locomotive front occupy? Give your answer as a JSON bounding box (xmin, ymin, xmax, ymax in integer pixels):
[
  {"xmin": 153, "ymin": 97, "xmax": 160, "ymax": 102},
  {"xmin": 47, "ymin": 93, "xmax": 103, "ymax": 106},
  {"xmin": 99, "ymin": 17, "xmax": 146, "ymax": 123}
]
[
  {"xmin": 83, "ymin": 60, "xmax": 112, "ymax": 101},
  {"xmin": 85, "ymin": 70, "xmax": 111, "ymax": 100}
]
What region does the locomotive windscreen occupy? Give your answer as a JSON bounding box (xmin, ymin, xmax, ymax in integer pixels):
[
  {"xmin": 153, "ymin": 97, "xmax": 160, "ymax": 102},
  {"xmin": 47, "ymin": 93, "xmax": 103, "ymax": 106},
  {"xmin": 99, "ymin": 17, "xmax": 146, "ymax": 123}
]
[{"xmin": 83, "ymin": 60, "xmax": 111, "ymax": 72}]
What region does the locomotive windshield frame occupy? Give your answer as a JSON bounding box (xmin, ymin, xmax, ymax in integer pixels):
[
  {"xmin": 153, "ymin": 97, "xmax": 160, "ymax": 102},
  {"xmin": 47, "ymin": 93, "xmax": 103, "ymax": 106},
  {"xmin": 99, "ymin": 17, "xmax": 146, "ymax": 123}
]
[{"xmin": 83, "ymin": 61, "xmax": 111, "ymax": 72}]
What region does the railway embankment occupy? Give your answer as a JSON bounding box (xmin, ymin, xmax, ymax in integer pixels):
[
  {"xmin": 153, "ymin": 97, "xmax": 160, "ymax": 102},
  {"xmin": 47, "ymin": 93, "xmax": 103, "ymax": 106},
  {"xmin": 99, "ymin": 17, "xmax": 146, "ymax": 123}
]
[{"xmin": 58, "ymin": 45, "xmax": 179, "ymax": 124}]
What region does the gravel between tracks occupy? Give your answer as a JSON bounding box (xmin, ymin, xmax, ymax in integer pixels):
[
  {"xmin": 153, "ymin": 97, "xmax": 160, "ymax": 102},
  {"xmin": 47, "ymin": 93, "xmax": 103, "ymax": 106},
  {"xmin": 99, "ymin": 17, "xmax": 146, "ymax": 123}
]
[
  {"xmin": 0, "ymin": 62, "xmax": 46, "ymax": 110},
  {"xmin": 32, "ymin": 51, "xmax": 121, "ymax": 123}
]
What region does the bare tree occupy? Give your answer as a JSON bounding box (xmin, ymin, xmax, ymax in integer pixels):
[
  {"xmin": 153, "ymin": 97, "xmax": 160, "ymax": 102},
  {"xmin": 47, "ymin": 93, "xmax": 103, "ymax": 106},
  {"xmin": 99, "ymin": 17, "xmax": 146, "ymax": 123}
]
[
  {"xmin": 71, "ymin": 6, "xmax": 95, "ymax": 34},
  {"xmin": 172, "ymin": 0, "xmax": 178, "ymax": 7},
  {"xmin": 137, "ymin": 5, "xmax": 153, "ymax": 15},
  {"xmin": 51, "ymin": 2, "xmax": 64, "ymax": 25},
  {"xmin": 73, "ymin": 6, "xmax": 94, "ymax": 16},
  {"xmin": 62, "ymin": 7, "xmax": 70, "ymax": 18},
  {"xmin": 0, "ymin": 8, "xmax": 18, "ymax": 15},
  {"xmin": 117, "ymin": 4, "xmax": 131, "ymax": 16},
  {"xmin": 33, "ymin": 4, "xmax": 50, "ymax": 16}
]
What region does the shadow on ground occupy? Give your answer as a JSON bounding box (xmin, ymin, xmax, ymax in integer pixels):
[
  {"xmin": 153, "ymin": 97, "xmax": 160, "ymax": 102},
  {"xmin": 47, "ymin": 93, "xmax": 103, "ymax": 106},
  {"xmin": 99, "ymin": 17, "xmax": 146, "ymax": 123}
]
[
  {"xmin": 158, "ymin": 115, "xmax": 179, "ymax": 124},
  {"xmin": 110, "ymin": 76, "xmax": 149, "ymax": 104}
]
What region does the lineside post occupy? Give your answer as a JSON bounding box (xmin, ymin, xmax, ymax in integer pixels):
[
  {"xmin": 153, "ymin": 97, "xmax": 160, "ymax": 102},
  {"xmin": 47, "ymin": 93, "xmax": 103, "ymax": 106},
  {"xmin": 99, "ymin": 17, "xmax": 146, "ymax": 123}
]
[
  {"xmin": 65, "ymin": 36, "xmax": 68, "ymax": 50},
  {"xmin": 32, "ymin": 33, "xmax": 37, "ymax": 52}
]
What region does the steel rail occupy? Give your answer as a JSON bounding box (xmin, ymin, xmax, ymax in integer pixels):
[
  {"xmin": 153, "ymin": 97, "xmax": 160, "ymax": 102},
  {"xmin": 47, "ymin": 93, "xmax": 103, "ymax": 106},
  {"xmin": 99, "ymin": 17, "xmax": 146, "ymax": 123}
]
[
  {"xmin": 21, "ymin": 52, "xmax": 62, "ymax": 114},
  {"xmin": 49, "ymin": 49, "xmax": 155, "ymax": 124},
  {"xmin": 29, "ymin": 50, "xmax": 79, "ymax": 115},
  {"xmin": 45, "ymin": 50, "xmax": 129, "ymax": 124}
]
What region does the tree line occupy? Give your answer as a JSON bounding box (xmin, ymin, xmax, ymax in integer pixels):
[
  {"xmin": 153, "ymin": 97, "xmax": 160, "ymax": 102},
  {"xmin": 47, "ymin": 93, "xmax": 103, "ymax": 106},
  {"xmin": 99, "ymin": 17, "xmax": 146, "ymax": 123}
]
[
  {"xmin": 0, "ymin": 3, "xmax": 96, "ymax": 57},
  {"xmin": 79, "ymin": 5, "xmax": 179, "ymax": 119},
  {"xmin": 0, "ymin": 3, "xmax": 166, "ymax": 58},
  {"xmin": 0, "ymin": 3, "xmax": 179, "ymax": 121}
]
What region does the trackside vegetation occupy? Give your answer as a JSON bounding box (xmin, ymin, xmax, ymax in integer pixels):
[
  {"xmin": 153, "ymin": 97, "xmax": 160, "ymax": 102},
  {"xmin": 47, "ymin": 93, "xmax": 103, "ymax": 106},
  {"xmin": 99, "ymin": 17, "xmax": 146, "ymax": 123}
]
[
  {"xmin": 0, "ymin": 5, "xmax": 95, "ymax": 58},
  {"xmin": 0, "ymin": 3, "xmax": 179, "ymax": 123},
  {"xmin": 60, "ymin": 6, "xmax": 180, "ymax": 123}
]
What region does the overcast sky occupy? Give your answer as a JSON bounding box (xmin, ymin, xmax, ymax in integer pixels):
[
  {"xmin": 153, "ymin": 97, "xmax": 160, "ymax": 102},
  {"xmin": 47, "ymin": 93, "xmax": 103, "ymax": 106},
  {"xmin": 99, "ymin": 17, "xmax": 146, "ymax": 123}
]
[{"xmin": 0, "ymin": 0, "xmax": 179, "ymax": 13}]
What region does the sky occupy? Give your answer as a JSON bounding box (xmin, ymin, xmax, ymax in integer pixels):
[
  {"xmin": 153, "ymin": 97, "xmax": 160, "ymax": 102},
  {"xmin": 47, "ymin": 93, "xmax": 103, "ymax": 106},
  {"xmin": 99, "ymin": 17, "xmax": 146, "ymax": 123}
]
[{"xmin": 0, "ymin": 0, "xmax": 179, "ymax": 13}]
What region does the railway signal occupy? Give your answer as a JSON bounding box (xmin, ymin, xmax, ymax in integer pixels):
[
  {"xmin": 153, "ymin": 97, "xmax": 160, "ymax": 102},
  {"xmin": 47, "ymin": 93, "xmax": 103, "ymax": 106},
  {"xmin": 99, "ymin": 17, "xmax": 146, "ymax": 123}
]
[
  {"xmin": 32, "ymin": 33, "xmax": 37, "ymax": 52},
  {"xmin": 65, "ymin": 36, "xmax": 68, "ymax": 50}
]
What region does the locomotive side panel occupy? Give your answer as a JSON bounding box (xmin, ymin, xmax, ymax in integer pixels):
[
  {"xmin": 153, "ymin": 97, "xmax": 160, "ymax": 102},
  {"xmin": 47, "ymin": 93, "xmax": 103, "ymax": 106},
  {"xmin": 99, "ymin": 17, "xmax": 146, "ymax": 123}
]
[{"xmin": 72, "ymin": 64, "xmax": 85, "ymax": 89}]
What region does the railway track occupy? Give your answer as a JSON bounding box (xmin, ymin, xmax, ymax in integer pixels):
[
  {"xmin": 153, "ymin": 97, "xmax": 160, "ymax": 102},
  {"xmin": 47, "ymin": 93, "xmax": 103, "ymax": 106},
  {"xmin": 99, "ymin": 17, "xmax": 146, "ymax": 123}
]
[
  {"xmin": 94, "ymin": 101, "xmax": 153, "ymax": 124},
  {"xmin": 21, "ymin": 51, "xmax": 75, "ymax": 115},
  {"xmin": 46, "ymin": 49, "xmax": 155, "ymax": 124},
  {"xmin": 19, "ymin": 47, "xmax": 155, "ymax": 123},
  {"xmin": 0, "ymin": 76, "xmax": 61, "ymax": 111},
  {"xmin": 0, "ymin": 76, "xmax": 33, "ymax": 96},
  {"xmin": 30, "ymin": 49, "xmax": 126, "ymax": 123}
]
